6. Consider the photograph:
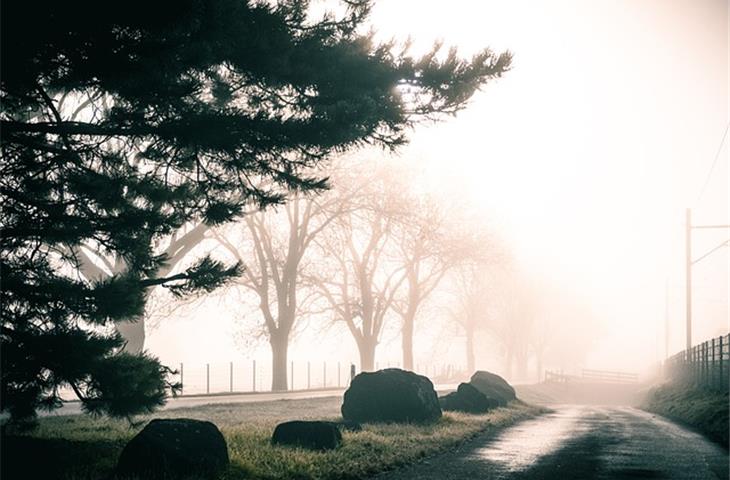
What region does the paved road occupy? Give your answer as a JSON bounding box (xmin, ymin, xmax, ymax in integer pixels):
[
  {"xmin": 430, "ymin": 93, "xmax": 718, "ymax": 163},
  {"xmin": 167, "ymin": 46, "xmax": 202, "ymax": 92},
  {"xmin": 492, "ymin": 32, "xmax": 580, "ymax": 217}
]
[
  {"xmin": 41, "ymin": 384, "xmax": 461, "ymax": 416},
  {"xmin": 40, "ymin": 388, "xmax": 347, "ymax": 416},
  {"xmin": 376, "ymin": 406, "xmax": 729, "ymax": 480}
]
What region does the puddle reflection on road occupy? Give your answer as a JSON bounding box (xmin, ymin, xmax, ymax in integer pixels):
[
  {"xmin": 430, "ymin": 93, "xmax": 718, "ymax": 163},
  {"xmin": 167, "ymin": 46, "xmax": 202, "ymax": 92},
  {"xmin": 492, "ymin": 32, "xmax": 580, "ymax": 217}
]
[{"xmin": 473, "ymin": 407, "xmax": 587, "ymax": 472}]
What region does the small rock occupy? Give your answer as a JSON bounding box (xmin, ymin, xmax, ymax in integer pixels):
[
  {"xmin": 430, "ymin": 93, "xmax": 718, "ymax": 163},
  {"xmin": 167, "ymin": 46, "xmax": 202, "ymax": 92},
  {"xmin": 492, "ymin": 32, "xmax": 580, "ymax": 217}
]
[
  {"xmin": 469, "ymin": 371, "xmax": 516, "ymax": 406},
  {"xmin": 116, "ymin": 418, "xmax": 229, "ymax": 480},
  {"xmin": 272, "ymin": 420, "xmax": 342, "ymax": 450},
  {"xmin": 439, "ymin": 382, "xmax": 499, "ymax": 413}
]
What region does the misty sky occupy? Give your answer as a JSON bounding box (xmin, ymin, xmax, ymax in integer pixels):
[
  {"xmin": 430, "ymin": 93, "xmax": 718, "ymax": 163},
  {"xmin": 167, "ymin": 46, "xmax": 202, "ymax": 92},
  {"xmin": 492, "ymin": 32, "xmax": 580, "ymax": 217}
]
[{"xmin": 148, "ymin": 0, "xmax": 729, "ymax": 377}]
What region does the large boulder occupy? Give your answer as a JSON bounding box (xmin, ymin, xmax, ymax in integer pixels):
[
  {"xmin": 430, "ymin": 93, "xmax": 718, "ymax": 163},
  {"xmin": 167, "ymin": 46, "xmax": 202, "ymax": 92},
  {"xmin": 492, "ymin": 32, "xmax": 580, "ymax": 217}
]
[
  {"xmin": 341, "ymin": 368, "xmax": 441, "ymax": 423},
  {"xmin": 116, "ymin": 418, "xmax": 229, "ymax": 480},
  {"xmin": 272, "ymin": 420, "xmax": 342, "ymax": 450},
  {"xmin": 469, "ymin": 370, "xmax": 516, "ymax": 406},
  {"xmin": 439, "ymin": 382, "xmax": 499, "ymax": 413}
]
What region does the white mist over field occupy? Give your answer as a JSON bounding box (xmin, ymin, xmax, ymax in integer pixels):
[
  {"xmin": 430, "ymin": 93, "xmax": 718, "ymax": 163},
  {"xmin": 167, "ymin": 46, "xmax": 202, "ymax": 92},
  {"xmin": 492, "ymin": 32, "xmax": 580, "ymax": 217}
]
[{"xmin": 147, "ymin": 0, "xmax": 728, "ymax": 383}]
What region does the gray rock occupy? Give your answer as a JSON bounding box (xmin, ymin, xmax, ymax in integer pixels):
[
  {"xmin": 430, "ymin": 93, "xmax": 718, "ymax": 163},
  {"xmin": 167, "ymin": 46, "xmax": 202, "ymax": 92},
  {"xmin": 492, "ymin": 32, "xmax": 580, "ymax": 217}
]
[
  {"xmin": 341, "ymin": 368, "xmax": 442, "ymax": 423},
  {"xmin": 469, "ymin": 370, "xmax": 516, "ymax": 406},
  {"xmin": 116, "ymin": 418, "xmax": 228, "ymax": 480},
  {"xmin": 439, "ymin": 382, "xmax": 499, "ymax": 413},
  {"xmin": 272, "ymin": 420, "xmax": 342, "ymax": 450}
]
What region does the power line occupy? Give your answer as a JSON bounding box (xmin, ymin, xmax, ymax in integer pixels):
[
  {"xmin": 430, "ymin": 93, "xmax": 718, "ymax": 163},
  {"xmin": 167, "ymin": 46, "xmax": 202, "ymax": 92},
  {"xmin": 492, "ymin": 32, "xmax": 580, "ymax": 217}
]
[
  {"xmin": 692, "ymin": 238, "xmax": 730, "ymax": 265},
  {"xmin": 696, "ymin": 121, "xmax": 730, "ymax": 204}
]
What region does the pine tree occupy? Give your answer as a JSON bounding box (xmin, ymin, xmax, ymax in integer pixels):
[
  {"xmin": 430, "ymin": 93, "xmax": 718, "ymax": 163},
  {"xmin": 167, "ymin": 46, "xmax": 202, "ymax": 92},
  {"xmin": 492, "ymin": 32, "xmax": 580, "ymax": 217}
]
[{"xmin": 0, "ymin": 0, "xmax": 511, "ymax": 425}]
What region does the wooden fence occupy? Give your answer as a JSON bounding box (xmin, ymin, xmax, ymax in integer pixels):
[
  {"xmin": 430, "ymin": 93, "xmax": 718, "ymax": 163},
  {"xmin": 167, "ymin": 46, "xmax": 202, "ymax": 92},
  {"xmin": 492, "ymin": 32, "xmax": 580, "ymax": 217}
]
[
  {"xmin": 664, "ymin": 333, "xmax": 729, "ymax": 391},
  {"xmin": 544, "ymin": 368, "xmax": 638, "ymax": 384}
]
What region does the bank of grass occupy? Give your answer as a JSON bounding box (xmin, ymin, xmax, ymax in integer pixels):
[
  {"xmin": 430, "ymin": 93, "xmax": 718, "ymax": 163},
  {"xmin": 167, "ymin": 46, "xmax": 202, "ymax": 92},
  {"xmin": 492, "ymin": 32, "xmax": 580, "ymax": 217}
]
[
  {"xmin": 642, "ymin": 382, "xmax": 728, "ymax": 448},
  {"xmin": 2, "ymin": 396, "xmax": 544, "ymax": 480}
]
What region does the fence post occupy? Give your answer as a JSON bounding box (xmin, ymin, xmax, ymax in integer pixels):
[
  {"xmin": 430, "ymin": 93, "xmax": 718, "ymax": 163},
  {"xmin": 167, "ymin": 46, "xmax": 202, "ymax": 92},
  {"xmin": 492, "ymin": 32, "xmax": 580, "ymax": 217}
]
[
  {"xmin": 702, "ymin": 341, "xmax": 710, "ymax": 386},
  {"xmin": 720, "ymin": 336, "xmax": 724, "ymax": 390},
  {"xmin": 252, "ymin": 360, "xmax": 256, "ymax": 392},
  {"xmin": 307, "ymin": 361, "xmax": 311, "ymax": 390},
  {"xmin": 230, "ymin": 361, "xmax": 233, "ymax": 393},
  {"xmin": 180, "ymin": 362, "xmax": 184, "ymax": 396},
  {"xmin": 350, "ymin": 363, "xmax": 356, "ymax": 383},
  {"xmin": 337, "ymin": 362, "xmax": 341, "ymax": 388},
  {"xmin": 323, "ymin": 361, "xmax": 327, "ymax": 388},
  {"xmin": 206, "ymin": 363, "xmax": 210, "ymax": 394},
  {"xmin": 290, "ymin": 361, "xmax": 294, "ymax": 391}
]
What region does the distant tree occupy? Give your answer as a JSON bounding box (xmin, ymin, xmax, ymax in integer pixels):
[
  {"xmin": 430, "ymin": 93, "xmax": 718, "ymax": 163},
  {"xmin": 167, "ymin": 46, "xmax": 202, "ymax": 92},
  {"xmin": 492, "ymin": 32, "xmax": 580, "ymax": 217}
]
[
  {"xmin": 310, "ymin": 168, "xmax": 409, "ymax": 371},
  {"xmin": 1, "ymin": 0, "xmax": 510, "ymax": 424},
  {"xmin": 393, "ymin": 199, "xmax": 484, "ymax": 370},
  {"xmin": 214, "ymin": 192, "xmax": 347, "ymax": 391},
  {"xmin": 444, "ymin": 230, "xmax": 504, "ymax": 373}
]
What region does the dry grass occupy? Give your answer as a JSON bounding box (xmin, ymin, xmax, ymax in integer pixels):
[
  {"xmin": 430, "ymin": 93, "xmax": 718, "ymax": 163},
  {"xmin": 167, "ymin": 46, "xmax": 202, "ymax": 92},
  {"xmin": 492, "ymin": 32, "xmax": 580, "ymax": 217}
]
[
  {"xmin": 643, "ymin": 383, "xmax": 728, "ymax": 448},
  {"xmin": 2, "ymin": 396, "xmax": 543, "ymax": 480}
]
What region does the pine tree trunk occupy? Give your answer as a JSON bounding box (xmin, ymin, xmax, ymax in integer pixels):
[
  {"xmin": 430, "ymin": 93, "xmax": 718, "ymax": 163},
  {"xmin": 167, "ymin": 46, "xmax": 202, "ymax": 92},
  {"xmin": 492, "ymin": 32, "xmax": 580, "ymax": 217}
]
[
  {"xmin": 359, "ymin": 339, "xmax": 377, "ymax": 372},
  {"xmin": 116, "ymin": 316, "xmax": 145, "ymax": 354},
  {"xmin": 270, "ymin": 334, "xmax": 289, "ymax": 391}
]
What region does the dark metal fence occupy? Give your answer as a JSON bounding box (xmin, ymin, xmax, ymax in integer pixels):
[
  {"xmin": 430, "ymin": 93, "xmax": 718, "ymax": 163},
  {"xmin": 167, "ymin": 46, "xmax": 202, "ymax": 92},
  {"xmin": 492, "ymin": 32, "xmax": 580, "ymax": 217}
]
[
  {"xmin": 175, "ymin": 360, "xmax": 463, "ymax": 396},
  {"xmin": 664, "ymin": 333, "xmax": 729, "ymax": 391}
]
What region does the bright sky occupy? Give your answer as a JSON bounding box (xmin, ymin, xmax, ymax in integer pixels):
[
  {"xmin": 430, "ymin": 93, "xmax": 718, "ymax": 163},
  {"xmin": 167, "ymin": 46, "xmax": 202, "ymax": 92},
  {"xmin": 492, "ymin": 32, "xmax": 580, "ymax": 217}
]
[
  {"xmin": 148, "ymin": 0, "xmax": 729, "ymax": 379},
  {"xmin": 366, "ymin": 0, "xmax": 729, "ymax": 369}
]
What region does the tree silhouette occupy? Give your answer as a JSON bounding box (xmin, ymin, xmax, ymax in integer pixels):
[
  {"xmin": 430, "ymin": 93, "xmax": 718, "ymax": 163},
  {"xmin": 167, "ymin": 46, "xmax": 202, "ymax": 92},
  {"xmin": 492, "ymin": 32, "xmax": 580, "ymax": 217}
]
[{"xmin": 1, "ymin": 0, "xmax": 511, "ymax": 424}]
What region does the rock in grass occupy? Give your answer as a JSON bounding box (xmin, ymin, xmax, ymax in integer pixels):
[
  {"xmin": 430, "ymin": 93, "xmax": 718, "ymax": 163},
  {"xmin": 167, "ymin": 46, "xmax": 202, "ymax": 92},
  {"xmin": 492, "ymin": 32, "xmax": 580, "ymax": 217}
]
[
  {"xmin": 341, "ymin": 368, "xmax": 441, "ymax": 423},
  {"xmin": 333, "ymin": 419, "xmax": 362, "ymax": 432},
  {"xmin": 439, "ymin": 382, "xmax": 499, "ymax": 413},
  {"xmin": 272, "ymin": 420, "xmax": 342, "ymax": 450},
  {"xmin": 469, "ymin": 370, "xmax": 516, "ymax": 406},
  {"xmin": 116, "ymin": 418, "xmax": 229, "ymax": 480}
]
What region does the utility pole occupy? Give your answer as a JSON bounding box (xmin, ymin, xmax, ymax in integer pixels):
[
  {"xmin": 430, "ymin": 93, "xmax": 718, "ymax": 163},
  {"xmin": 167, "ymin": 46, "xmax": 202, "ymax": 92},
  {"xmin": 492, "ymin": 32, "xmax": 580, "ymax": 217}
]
[
  {"xmin": 684, "ymin": 207, "xmax": 730, "ymax": 352},
  {"xmin": 685, "ymin": 208, "xmax": 692, "ymax": 351},
  {"xmin": 664, "ymin": 278, "xmax": 669, "ymax": 360}
]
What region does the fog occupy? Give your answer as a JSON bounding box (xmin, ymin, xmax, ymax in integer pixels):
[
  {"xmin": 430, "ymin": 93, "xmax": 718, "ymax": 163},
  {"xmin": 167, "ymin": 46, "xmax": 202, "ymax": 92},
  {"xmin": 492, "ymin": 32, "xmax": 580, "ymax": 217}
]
[{"xmin": 145, "ymin": 0, "xmax": 728, "ymax": 386}]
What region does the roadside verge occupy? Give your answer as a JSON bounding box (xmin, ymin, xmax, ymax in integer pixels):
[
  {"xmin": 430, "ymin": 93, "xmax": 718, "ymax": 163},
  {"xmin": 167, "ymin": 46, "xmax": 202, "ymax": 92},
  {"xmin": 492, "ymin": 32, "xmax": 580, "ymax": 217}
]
[{"xmin": 642, "ymin": 382, "xmax": 728, "ymax": 448}]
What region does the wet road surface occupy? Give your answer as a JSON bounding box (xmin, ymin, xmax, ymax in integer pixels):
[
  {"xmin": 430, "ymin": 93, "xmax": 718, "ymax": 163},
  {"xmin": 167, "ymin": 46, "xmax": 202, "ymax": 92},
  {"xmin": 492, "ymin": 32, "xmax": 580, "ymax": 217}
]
[{"xmin": 376, "ymin": 406, "xmax": 729, "ymax": 480}]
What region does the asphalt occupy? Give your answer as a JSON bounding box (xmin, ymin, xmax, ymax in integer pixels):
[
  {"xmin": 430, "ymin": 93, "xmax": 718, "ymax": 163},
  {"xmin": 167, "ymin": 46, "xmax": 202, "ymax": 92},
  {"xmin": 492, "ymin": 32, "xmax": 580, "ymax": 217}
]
[
  {"xmin": 374, "ymin": 405, "xmax": 729, "ymax": 480},
  {"xmin": 40, "ymin": 384, "xmax": 461, "ymax": 416},
  {"xmin": 39, "ymin": 388, "xmax": 347, "ymax": 416}
]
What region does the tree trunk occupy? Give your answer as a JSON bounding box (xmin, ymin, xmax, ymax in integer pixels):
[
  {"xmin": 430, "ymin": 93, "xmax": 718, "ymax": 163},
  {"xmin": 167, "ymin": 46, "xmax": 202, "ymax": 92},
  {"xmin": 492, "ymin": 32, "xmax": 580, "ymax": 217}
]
[
  {"xmin": 116, "ymin": 316, "xmax": 145, "ymax": 354},
  {"xmin": 465, "ymin": 325, "xmax": 475, "ymax": 374},
  {"xmin": 401, "ymin": 317, "xmax": 414, "ymax": 371},
  {"xmin": 270, "ymin": 334, "xmax": 289, "ymax": 391},
  {"xmin": 516, "ymin": 349, "xmax": 528, "ymax": 383},
  {"xmin": 505, "ymin": 349, "xmax": 513, "ymax": 380},
  {"xmin": 358, "ymin": 338, "xmax": 377, "ymax": 372}
]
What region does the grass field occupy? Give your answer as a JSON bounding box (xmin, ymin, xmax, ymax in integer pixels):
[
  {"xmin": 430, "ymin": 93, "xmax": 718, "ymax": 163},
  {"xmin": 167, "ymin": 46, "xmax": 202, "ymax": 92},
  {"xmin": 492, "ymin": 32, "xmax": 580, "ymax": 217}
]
[
  {"xmin": 2, "ymin": 396, "xmax": 543, "ymax": 480},
  {"xmin": 642, "ymin": 382, "xmax": 729, "ymax": 448}
]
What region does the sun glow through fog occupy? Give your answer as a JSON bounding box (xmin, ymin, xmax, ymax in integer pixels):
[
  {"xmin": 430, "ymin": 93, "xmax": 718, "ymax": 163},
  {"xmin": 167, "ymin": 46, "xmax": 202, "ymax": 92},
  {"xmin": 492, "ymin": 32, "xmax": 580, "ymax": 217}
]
[{"xmin": 147, "ymin": 0, "xmax": 728, "ymax": 378}]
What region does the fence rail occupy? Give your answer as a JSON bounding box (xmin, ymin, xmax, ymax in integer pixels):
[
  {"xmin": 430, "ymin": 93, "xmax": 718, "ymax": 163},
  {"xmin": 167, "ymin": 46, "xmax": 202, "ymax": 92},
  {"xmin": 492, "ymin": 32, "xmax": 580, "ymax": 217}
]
[
  {"xmin": 544, "ymin": 368, "xmax": 638, "ymax": 384},
  {"xmin": 664, "ymin": 333, "xmax": 729, "ymax": 391},
  {"xmin": 174, "ymin": 360, "xmax": 464, "ymax": 396}
]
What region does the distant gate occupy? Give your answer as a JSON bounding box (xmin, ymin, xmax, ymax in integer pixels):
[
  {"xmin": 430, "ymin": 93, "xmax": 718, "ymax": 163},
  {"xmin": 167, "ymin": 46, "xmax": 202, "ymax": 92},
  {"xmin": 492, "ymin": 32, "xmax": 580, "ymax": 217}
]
[{"xmin": 544, "ymin": 368, "xmax": 638, "ymax": 384}]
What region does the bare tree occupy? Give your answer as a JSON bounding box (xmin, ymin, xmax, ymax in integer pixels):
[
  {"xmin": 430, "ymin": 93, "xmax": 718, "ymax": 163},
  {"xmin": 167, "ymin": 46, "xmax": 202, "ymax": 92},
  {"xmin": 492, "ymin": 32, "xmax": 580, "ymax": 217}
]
[
  {"xmin": 214, "ymin": 193, "xmax": 346, "ymax": 390},
  {"xmin": 392, "ymin": 199, "xmax": 459, "ymax": 371},
  {"xmin": 67, "ymin": 222, "xmax": 210, "ymax": 353},
  {"xmin": 311, "ymin": 169, "xmax": 408, "ymax": 371}
]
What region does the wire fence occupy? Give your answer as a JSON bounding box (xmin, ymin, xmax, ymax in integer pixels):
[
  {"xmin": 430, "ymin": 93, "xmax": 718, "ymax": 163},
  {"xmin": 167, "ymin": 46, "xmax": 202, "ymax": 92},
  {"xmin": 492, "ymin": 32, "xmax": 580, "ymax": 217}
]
[
  {"xmin": 174, "ymin": 360, "xmax": 464, "ymax": 396},
  {"xmin": 664, "ymin": 333, "xmax": 729, "ymax": 391}
]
